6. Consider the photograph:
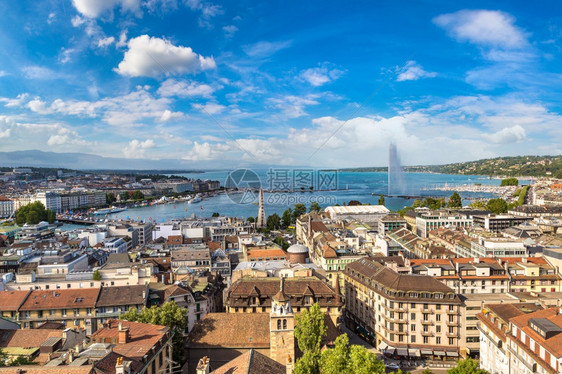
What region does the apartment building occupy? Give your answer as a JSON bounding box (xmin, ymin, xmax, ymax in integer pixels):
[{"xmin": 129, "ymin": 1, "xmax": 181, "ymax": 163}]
[
  {"xmin": 477, "ymin": 303, "xmax": 544, "ymax": 374},
  {"xmin": 344, "ymin": 257, "xmax": 462, "ymax": 360},
  {"xmin": 0, "ymin": 196, "xmax": 15, "ymax": 218},
  {"xmin": 225, "ymin": 276, "xmax": 342, "ymax": 325},
  {"xmin": 508, "ymin": 307, "xmax": 562, "ymax": 374},
  {"xmin": 472, "ymin": 214, "xmax": 534, "ymax": 232}
]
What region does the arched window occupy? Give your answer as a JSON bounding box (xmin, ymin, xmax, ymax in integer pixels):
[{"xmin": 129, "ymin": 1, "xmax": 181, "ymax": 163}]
[
  {"xmin": 280, "ymin": 306, "xmax": 284, "ymax": 314},
  {"xmin": 283, "ymin": 319, "xmax": 287, "ymax": 329},
  {"xmin": 277, "ymin": 319, "xmax": 281, "ymax": 330}
]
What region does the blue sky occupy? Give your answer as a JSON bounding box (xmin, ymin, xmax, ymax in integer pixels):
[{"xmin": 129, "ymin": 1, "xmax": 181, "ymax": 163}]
[{"xmin": 0, "ymin": 0, "xmax": 561, "ymax": 168}]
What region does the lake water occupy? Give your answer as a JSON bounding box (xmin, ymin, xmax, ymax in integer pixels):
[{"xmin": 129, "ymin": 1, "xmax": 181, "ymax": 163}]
[{"xmin": 102, "ymin": 171, "xmax": 528, "ymax": 222}]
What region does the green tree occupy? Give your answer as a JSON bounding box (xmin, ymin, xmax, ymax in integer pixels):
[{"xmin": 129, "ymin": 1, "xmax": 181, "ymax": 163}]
[
  {"xmin": 378, "ymin": 195, "xmax": 385, "ymax": 206},
  {"xmin": 120, "ymin": 191, "xmax": 130, "ymax": 201},
  {"xmin": 281, "ymin": 208, "xmax": 293, "ymax": 229},
  {"xmin": 266, "ymin": 213, "xmax": 281, "ymax": 231},
  {"xmin": 211, "ymin": 212, "xmax": 220, "ymax": 217},
  {"xmin": 106, "ymin": 192, "xmax": 116, "ymax": 205},
  {"xmin": 120, "ymin": 301, "xmax": 188, "ymax": 363},
  {"xmin": 421, "ymin": 370, "xmax": 434, "ymax": 374},
  {"xmin": 486, "ymin": 198, "xmax": 508, "ymax": 214},
  {"xmin": 246, "ymin": 216, "xmax": 255, "ymax": 223},
  {"xmin": 294, "ymin": 303, "xmax": 327, "ymax": 374},
  {"xmin": 292, "ymin": 204, "xmax": 307, "ymax": 223},
  {"xmin": 447, "ymin": 358, "xmax": 489, "ymax": 374},
  {"xmin": 15, "ymin": 201, "xmax": 55, "ymax": 225},
  {"xmin": 448, "ymin": 191, "xmax": 462, "ymax": 208},
  {"xmin": 469, "ymin": 200, "xmax": 487, "ymax": 209},
  {"xmin": 131, "ymin": 190, "xmax": 145, "ymax": 200},
  {"xmin": 309, "ymin": 202, "xmax": 321, "ymax": 213},
  {"xmin": 92, "ymin": 270, "xmax": 102, "ymax": 281},
  {"xmin": 320, "ymin": 334, "xmax": 385, "ymax": 374},
  {"xmin": 348, "ymin": 200, "xmax": 362, "ymax": 206},
  {"xmin": 500, "ymin": 177, "xmax": 518, "ymax": 186},
  {"xmin": 273, "ymin": 236, "xmax": 289, "ymax": 250}
]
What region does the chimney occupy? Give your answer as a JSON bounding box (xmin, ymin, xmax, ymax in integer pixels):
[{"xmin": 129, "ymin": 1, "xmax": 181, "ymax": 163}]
[
  {"xmin": 115, "ymin": 357, "xmax": 131, "ymax": 374},
  {"xmin": 118, "ymin": 322, "xmax": 130, "ymax": 344},
  {"xmin": 196, "ymin": 356, "xmax": 210, "ymax": 374},
  {"xmin": 67, "ymin": 349, "xmax": 75, "ymax": 363},
  {"xmin": 75, "ymin": 343, "xmax": 82, "ymax": 354}
]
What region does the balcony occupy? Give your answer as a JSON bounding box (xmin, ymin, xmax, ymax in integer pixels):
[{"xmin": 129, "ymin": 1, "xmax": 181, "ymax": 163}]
[
  {"xmin": 421, "ymin": 330, "xmax": 434, "ymax": 337},
  {"xmin": 446, "ymin": 320, "xmax": 457, "ymax": 326},
  {"xmin": 446, "ymin": 331, "xmax": 459, "ymax": 338},
  {"xmin": 421, "ymin": 319, "xmax": 434, "ymax": 325}
]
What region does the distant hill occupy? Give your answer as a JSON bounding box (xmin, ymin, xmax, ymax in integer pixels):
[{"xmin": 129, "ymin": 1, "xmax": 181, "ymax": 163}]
[{"xmin": 340, "ymin": 155, "xmax": 562, "ymax": 178}]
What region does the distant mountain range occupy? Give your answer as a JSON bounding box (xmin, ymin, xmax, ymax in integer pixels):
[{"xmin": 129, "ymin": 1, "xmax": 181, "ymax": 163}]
[{"xmin": 0, "ymin": 150, "xmax": 197, "ymax": 170}]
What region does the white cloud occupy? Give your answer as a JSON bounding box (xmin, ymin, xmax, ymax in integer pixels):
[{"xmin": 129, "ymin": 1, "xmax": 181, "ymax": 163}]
[
  {"xmin": 71, "ymin": 0, "xmax": 142, "ymax": 18},
  {"xmin": 116, "ymin": 29, "xmax": 128, "ymax": 48},
  {"xmin": 21, "ymin": 66, "xmax": 66, "ymax": 80},
  {"xmin": 0, "ymin": 93, "xmax": 29, "ymax": 107},
  {"xmin": 59, "ymin": 48, "xmax": 77, "ymax": 64},
  {"xmin": 267, "ymin": 94, "xmax": 321, "ymax": 118},
  {"xmin": 123, "ymin": 139, "xmax": 155, "ymax": 158},
  {"xmin": 159, "ymin": 109, "xmax": 183, "ymax": 122},
  {"xmin": 115, "ymin": 35, "xmax": 216, "ymax": 77},
  {"xmin": 396, "ymin": 61, "xmax": 437, "ymax": 82},
  {"xmin": 223, "ymin": 25, "xmax": 238, "ymax": 38},
  {"xmin": 242, "ymin": 40, "xmax": 292, "ymax": 58},
  {"xmin": 433, "ymin": 10, "xmax": 528, "ymax": 49},
  {"xmin": 157, "ymin": 78, "xmax": 215, "ymax": 98},
  {"xmin": 185, "ymin": 0, "xmax": 223, "ymax": 28},
  {"xmin": 47, "ymin": 12, "xmax": 56, "ymax": 24},
  {"xmin": 193, "ymin": 102, "xmax": 226, "ymax": 115},
  {"xmin": 300, "ymin": 65, "xmax": 344, "ymax": 86},
  {"xmin": 97, "ymin": 36, "xmax": 115, "ymax": 48},
  {"xmin": 0, "ymin": 71, "xmax": 8, "ymax": 77},
  {"xmin": 483, "ymin": 125, "xmax": 526, "ymax": 144},
  {"xmin": 27, "ymin": 98, "xmax": 51, "ymax": 114}
]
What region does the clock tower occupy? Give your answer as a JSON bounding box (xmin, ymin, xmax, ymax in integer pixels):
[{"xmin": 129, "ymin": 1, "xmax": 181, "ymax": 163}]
[{"xmin": 270, "ymin": 277, "xmax": 295, "ymax": 370}]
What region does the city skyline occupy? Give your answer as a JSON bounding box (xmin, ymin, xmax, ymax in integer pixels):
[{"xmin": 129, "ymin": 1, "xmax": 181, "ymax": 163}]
[{"xmin": 0, "ymin": 1, "xmax": 561, "ymax": 168}]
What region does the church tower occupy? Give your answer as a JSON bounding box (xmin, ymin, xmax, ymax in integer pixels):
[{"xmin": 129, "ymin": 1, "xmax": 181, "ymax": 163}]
[
  {"xmin": 257, "ymin": 187, "xmax": 266, "ymax": 228},
  {"xmin": 269, "ymin": 277, "xmax": 295, "ymax": 370}
]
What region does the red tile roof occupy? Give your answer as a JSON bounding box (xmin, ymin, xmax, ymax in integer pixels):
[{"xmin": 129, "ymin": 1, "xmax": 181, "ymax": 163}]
[
  {"xmin": 19, "ymin": 288, "xmax": 100, "ymax": 311},
  {"xmin": 0, "ymin": 290, "xmax": 30, "ymax": 311}
]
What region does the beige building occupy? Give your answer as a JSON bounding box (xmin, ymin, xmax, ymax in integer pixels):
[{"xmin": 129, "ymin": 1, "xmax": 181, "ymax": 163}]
[{"xmin": 344, "ymin": 257, "xmax": 462, "ymax": 360}]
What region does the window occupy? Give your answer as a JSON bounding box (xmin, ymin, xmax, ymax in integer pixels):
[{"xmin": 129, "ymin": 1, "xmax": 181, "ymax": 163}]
[
  {"xmin": 449, "ymin": 338, "xmax": 455, "ymax": 345},
  {"xmin": 437, "ymin": 325, "xmax": 441, "ymax": 333},
  {"xmin": 277, "ymin": 320, "xmax": 282, "ymax": 329},
  {"xmin": 283, "ymin": 319, "xmax": 287, "ymax": 329},
  {"xmin": 423, "ymin": 336, "xmax": 429, "ymax": 344},
  {"xmin": 436, "ymin": 314, "xmax": 441, "ymax": 322},
  {"xmin": 436, "ymin": 337, "xmax": 441, "ymax": 344},
  {"xmin": 410, "ymin": 313, "xmax": 416, "ymax": 320},
  {"xmin": 411, "ymin": 335, "xmax": 416, "ymax": 343},
  {"xmin": 411, "ymin": 324, "xmax": 415, "ymax": 332}
]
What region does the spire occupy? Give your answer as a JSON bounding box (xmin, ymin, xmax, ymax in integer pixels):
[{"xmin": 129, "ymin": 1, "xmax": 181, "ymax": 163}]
[{"xmin": 257, "ymin": 188, "xmax": 266, "ymax": 228}]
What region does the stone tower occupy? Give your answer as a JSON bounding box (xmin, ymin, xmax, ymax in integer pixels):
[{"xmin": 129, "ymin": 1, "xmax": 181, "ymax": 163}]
[
  {"xmin": 269, "ymin": 277, "xmax": 295, "ymax": 369},
  {"xmin": 257, "ymin": 187, "xmax": 266, "ymax": 228}
]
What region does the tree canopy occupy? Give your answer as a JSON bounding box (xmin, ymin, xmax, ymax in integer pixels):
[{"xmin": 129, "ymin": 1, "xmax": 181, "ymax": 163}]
[
  {"xmin": 447, "ymin": 358, "xmax": 489, "ymax": 374},
  {"xmin": 15, "ymin": 201, "xmax": 55, "ymax": 225},
  {"xmin": 120, "ymin": 301, "xmax": 188, "ymax": 363},
  {"xmin": 486, "ymin": 198, "xmax": 508, "ymax": 214},
  {"xmin": 309, "ymin": 201, "xmax": 321, "ymax": 213},
  {"xmin": 378, "ymin": 195, "xmax": 385, "ymax": 206},
  {"xmin": 282, "ymin": 208, "xmax": 293, "ymax": 228},
  {"xmin": 292, "ymin": 204, "xmax": 307, "ymax": 222},
  {"xmin": 448, "ymin": 191, "xmax": 462, "ymax": 208},
  {"xmin": 500, "ymin": 177, "xmax": 518, "ymax": 186},
  {"xmin": 294, "ymin": 303, "xmax": 389, "ymax": 374},
  {"xmin": 267, "ymin": 213, "xmax": 281, "ymax": 231}
]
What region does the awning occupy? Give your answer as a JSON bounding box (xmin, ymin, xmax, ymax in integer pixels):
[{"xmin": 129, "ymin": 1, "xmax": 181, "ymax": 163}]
[
  {"xmin": 408, "ymin": 348, "xmax": 421, "ymax": 357},
  {"xmin": 420, "ymin": 349, "xmax": 433, "ymax": 355},
  {"xmin": 434, "ymin": 351, "xmax": 446, "ymax": 356},
  {"xmin": 396, "ymin": 348, "xmax": 409, "ymax": 356},
  {"xmin": 446, "ymin": 351, "xmax": 459, "ymax": 357},
  {"xmin": 386, "ymin": 346, "xmax": 396, "ymax": 355},
  {"xmin": 378, "ymin": 341, "xmax": 388, "ymax": 351}
]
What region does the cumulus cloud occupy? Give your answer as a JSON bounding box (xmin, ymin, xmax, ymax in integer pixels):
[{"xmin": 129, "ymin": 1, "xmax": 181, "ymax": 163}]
[
  {"xmin": 0, "ymin": 93, "xmax": 29, "ymax": 107},
  {"xmin": 159, "ymin": 109, "xmax": 183, "ymax": 122},
  {"xmin": 115, "ymin": 35, "xmax": 216, "ymax": 78},
  {"xmin": 396, "ymin": 61, "xmax": 437, "ymax": 81},
  {"xmin": 242, "ymin": 40, "xmax": 292, "ymax": 58},
  {"xmin": 300, "ymin": 65, "xmax": 344, "ymax": 86},
  {"xmin": 71, "ymin": 0, "xmax": 142, "ymax": 18},
  {"xmin": 433, "ymin": 9, "xmax": 528, "ymax": 49},
  {"xmin": 483, "ymin": 125, "xmax": 526, "ymax": 144},
  {"xmin": 0, "ymin": 71, "xmax": 8, "ymax": 77},
  {"xmin": 123, "ymin": 139, "xmax": 155, "ymax": 158},
  {"xmin": 157, "ymin": 78, "xmax": 215, "ymax": 98}
]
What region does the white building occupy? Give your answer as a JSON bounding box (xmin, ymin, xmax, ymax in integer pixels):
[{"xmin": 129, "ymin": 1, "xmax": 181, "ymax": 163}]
[
  {"xmin": 416, "ymin": 212, "xmax": 473, "ymax": 238},
  {"xmin": 103, "ymin": 237, "xmax": 128, "ymax": 254},
  {"xmin": 325, "ymin": 205, "xmax": 390, "ymax": 223},
  {"xmin": 152, "ymin": 222, "xmax": 181, "ymax": 241}
]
